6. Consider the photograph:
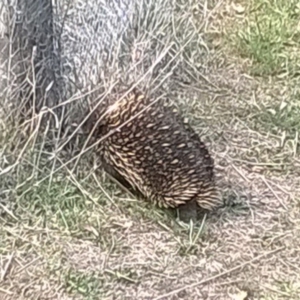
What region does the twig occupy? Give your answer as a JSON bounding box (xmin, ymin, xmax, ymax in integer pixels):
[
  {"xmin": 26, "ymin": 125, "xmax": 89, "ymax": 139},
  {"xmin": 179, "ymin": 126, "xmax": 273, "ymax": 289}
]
[
  {"xmin": 261, "ymin": 176, "xmax": 288, "ymax": 210},
  {"xmin": 153, "ymin": 247, "xmax": 284, "ymax": 300},
  {"xmin": 0, "ymin": 287, "xmax": 13, "ymax": 295},
  {"xmin": 0, "ymin": 114, "xmax": 41, "ymax": 176},
  {"xmin": 13, "ymin": 257, "xmax": 41, "ymax": 277},
  {"xmin": 230, "ymin": 162, "xmax": 250, "ymax": 183},
  {"xmin": 272, "ymin": 182, "xmax": 291, "ymax": 198},
  {"xmin": 1, "ymin": 252, "xmax": 14, "ymax": 281},
  {"xmin": 0, "ymin": 203, "xmax": 18, "ymax": 221},
  {"xmin": 263, "ymin": 284, "xmax": 291, "ymax": 297},
  {"xmin": 91, "ymin": 173, "xmax": 122, "ymax": 212}
]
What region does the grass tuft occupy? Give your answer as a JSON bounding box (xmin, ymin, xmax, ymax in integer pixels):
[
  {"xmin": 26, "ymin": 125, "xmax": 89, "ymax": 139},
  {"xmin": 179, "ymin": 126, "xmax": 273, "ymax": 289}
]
[
  {"xmin": 64, "ymin": 269, "xmax": 103, "ymax": 299},
  {"xmin": 231, "ymin": 0, "xmax": 300, "ymax": 76}
]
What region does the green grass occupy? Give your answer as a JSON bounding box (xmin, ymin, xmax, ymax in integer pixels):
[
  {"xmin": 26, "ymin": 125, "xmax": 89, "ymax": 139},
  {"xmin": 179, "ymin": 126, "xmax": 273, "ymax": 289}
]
[
  {"xmin": 14, "ymin": 181, "xmax": 89, "ymax": 232},
  {"xmin": 231, "ymin": 0, "xmax": 300, "ymax": 76},
  {"xmin": 233, "ymin": 94, "xmax": 300, "ymax": 140},
  {"xmin": 64, "ymin": 269, "xmax": 104, "ymax": 299},
  {"xmin": 12, "ymin": 172, "xmax": 188, "ymax": 239},
  {"xmin": 62, "ymin": 266, "xmax": 140, "ymax": 298},
  {"xmin": 253, "ymin": 102, "xmax": 300, "ymax": 136}
]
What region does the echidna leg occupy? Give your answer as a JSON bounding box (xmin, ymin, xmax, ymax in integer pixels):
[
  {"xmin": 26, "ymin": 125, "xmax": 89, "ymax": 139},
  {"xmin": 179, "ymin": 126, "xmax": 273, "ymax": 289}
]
[
  {"xmin": 101, "ymin": 161, "xmax": 143, "ymax": 199},
  {"xmin": 177, "ymin": 199, "xmax": 198, "ymax": 223}
]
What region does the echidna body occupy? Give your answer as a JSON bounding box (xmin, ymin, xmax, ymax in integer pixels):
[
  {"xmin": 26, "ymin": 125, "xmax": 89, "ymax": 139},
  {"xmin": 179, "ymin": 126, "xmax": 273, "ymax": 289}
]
[{"xmin": 85, "ymin": 88, "xmax": 222, "ymax": 211}]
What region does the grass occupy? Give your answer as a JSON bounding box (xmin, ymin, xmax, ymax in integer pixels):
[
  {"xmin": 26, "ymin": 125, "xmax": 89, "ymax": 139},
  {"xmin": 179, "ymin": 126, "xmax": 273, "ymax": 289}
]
[
  {"xmin": 63, "ymin": 269, "xmax": 104, "ymax": 298},
  {"xmin": 229, "ymin": 0, "xmax": 300, "ymax": 76},
  {"xmin": 252, "ymin": 101, "xmax": 300, "ymax": 136},
  {"xmin": 1, "ymin": 0, "xmax": 300, "ymax": 299}
]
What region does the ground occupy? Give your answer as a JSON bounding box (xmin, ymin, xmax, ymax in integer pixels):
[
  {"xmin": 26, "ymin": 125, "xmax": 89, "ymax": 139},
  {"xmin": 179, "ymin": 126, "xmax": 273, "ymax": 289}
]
[{"xmin": 1, "ymin": 0, "xmax": 300, "ymax": 299}]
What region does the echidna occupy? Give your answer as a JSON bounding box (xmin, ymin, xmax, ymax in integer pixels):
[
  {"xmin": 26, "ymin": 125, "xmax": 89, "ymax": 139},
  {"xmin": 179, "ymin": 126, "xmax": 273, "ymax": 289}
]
[{"xmin": 81, "ymin": 87, "xmax": 222, "ymax": 221}]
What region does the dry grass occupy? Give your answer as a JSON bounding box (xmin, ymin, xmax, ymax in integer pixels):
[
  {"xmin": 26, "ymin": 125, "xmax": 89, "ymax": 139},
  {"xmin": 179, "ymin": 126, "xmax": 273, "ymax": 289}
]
[{"xmin": 1, "ymin": 0, "xmax": 300, "ymax": 299}]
